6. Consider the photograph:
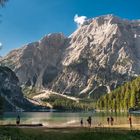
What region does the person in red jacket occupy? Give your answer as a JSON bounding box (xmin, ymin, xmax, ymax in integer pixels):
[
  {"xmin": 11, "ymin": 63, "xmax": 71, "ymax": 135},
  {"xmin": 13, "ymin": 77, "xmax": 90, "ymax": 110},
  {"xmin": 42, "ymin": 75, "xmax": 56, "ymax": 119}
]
[{"xmin": 129, "ymin": 115, "xmax": 132, "ymax": 129}]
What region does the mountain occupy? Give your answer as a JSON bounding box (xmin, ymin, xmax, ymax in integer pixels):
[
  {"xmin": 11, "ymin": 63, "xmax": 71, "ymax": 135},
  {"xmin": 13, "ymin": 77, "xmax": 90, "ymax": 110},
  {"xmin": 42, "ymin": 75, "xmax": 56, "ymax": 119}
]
[
  {"xmin": 0, "ymin": 66, "xmax": 27, "ymax": 111},
  {"xmin": 1, "ymin": 33, "xmax": 68, "ymax": 88},
  {"xmin": 1, "ymin": 14, "xmax": 140, "ymax": 99},
  {"xmin": 0, "ymin": 66, "xmax": 44, "ymax": 111}
]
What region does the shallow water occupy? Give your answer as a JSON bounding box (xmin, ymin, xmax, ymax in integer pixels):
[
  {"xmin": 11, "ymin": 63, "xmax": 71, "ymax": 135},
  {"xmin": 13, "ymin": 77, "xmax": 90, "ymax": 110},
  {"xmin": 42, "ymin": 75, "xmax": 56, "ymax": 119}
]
[{"xmin": 0, "ymin": 111, "xmax": 139, "ymax": 127}]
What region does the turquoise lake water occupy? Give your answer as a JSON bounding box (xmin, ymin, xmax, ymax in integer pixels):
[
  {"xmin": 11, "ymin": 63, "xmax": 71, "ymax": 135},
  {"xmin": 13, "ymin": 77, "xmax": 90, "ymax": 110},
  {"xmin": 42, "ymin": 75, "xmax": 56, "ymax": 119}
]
[{"xmin": 0, "ymin": 112, "xmax": 140, "ymax": 127}]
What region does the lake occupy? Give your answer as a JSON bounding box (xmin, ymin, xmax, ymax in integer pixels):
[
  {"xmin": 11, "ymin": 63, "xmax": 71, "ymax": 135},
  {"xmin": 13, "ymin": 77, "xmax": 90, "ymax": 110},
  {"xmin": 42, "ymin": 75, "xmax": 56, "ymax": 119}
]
[{"xmin": 0, "ymin": 111, "xmax": 140, "ymax": 127}]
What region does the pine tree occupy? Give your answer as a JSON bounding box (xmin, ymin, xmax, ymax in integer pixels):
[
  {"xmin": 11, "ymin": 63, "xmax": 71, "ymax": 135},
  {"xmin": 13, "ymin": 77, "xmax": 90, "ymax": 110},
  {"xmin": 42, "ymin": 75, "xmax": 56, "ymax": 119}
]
[
  {"xmin": 130, "ymin": 90, "xmax": 136, "ymax": 108},
  {"xmin": 97, "ymin": 76, "xmax": 140, "ymax": 111}
]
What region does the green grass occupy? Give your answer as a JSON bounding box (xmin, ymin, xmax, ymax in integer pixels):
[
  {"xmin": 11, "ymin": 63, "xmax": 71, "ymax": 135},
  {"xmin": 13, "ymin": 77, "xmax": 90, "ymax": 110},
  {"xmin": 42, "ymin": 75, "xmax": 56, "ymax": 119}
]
[{"xmin": 0, "ymin": 127, "xmax": 140, "ymax": 140}]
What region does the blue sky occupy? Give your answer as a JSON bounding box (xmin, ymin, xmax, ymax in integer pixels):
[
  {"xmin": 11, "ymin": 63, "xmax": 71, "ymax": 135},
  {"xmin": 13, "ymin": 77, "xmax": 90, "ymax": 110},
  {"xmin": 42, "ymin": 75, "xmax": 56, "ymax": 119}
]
[{"xmin": 0, "ymin": 0, "xmax": 140, "ymax": 56}]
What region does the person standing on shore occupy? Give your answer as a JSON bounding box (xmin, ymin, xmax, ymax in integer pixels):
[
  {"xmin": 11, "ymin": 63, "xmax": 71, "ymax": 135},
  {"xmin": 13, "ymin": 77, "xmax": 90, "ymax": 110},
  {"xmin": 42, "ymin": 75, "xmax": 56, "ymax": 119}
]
[
  {"xmin": 129, "ymin": 115, "xmax": 132, "ymax": 129},
  {"xmin": 16, "ymin": 115, "xmax": 20, "ymax": 125},
  {"xmin": 87, "ymin": 116, "xmax": 92, "ymax": 128},
  {"xmin": 107, "ymin": 117, "xmax": 110, "ymax": 125},
  {"xmin": 110, "ymin": 116, "xmax": 114, "ymax": 126},
  {"xmin": 80, "ymin": 118, "xmax": 83, "ymax": 127}
]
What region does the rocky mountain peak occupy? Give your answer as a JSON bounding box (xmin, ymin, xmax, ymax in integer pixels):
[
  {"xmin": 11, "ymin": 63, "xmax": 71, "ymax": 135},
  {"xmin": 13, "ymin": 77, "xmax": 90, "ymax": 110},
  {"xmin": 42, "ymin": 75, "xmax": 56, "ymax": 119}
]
[
  {"xmin": 0, "ymin": 33, "xmax": 68, "ymax": 88},
  {"xmin": 54, "ymin": 15, "xmax": 140, "ymax": 97},
  {"xmin": 82, "ymin": 14, "xmax": 140, "ymax": 28},
  {"xmin": 1, "ymin": 15, "xmax": 140, "ymax": 98},
  {"xmin": 40, "ymin": 33, "xmax": 67, "ymax": 46}
]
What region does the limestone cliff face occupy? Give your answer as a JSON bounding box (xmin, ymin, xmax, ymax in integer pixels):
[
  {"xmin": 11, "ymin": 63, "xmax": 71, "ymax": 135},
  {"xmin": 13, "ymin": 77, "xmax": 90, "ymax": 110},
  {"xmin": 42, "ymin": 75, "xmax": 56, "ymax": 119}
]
[
  {"xmin": 0, "ymin": 66, "xmax": 47, "ymax": 111},
  {"xmin": 1, "ymin": 33, "xmax": 68, "ymax": 89},
  {"xmin": 1, "ymin": 15, "xmax": 140, "ymax": 98},
  {"xmin": 51, "ymin": 15, "xmax": 140, "ymax": 97},
  {"xmin": 0, "ymin": 66, "xmax": 25, "ymax": 110}
]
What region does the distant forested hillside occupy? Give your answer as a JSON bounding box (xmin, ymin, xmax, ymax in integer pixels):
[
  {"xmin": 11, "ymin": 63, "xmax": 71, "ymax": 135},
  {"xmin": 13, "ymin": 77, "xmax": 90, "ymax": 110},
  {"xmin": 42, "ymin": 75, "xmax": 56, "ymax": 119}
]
[{"xmin": 96, "ymin": 77, "xmax": 140, "ymax": 112}]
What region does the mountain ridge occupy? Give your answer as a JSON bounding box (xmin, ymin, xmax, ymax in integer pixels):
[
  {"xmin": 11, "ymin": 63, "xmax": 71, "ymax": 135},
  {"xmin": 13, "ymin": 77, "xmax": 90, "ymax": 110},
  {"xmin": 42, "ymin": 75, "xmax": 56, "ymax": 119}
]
[{"xmin": 1, "ymin": 14, "xmax": 140, "ymax": 99}]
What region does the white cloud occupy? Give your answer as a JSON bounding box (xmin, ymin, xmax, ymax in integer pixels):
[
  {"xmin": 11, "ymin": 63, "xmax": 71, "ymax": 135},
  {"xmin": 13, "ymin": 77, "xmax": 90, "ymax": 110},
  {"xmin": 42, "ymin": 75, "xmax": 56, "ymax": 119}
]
[
  {"xmin": 74, "ymin": 14, "xmax": 87, "ymax": 27},
  {"xmin": 0, "ymin": 42, "xmax": 2, "ymax": 49}
]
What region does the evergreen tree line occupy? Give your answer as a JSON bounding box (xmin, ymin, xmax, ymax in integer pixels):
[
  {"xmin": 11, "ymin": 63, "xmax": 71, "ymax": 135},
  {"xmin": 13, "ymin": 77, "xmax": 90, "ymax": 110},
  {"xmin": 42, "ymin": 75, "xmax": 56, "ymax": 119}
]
[
  {"xmin": 52, "ymin": 98, "xmax": 95, "ymax": 111},
  {"xmin": 42, "ymin": 95, "xmax": 95, "ymax": 111},
  {"xmin": 96, "ymin": 77, "xmax": 140, "ymax": 112}
]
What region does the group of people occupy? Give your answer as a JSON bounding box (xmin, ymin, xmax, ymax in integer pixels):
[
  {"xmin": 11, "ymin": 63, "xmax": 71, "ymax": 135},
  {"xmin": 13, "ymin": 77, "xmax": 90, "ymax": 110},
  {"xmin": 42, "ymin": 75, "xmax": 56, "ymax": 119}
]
[
  {"xmin": 80, "ymin": 115, "xmax": 133, "ymax": 128},
  {"xmin": 16, "ymin": 114, "xmax": 133, "ymax": 128},
  {"xmin": 107, "ymin": 116, "xmax": 114, "ymax": 126},
  {"xmin": 80, "ymin": 116, "xmax": 92, "ymax": 127},
  {"xmin": 107, "ymin": 116, "xmax": 132, "ymax": 128},
  {"xmin": 80, "ymin": 116, "xmax": 114, "ymax": 127}
]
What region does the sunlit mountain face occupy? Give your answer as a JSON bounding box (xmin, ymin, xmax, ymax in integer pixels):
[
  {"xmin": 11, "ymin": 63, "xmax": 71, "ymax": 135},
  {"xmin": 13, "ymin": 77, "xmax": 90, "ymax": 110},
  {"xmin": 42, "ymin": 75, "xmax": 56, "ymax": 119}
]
[{"xmin": 1, "ymin": 15, "xmax": 140, "ymax": 99}]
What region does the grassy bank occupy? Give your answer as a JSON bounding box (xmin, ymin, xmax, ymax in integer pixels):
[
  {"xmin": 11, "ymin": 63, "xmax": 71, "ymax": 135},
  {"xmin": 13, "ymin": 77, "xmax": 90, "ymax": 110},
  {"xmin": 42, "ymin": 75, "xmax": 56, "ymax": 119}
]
[{"xmin": 0, "ymin": 127, "xmax": 140, "ymax": 140}]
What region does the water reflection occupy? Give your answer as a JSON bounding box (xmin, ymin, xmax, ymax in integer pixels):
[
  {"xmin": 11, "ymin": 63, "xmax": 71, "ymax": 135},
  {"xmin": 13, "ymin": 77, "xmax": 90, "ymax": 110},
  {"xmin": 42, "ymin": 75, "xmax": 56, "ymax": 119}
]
[{"xmin": 0, "ymin": 112, "xmax": 139, "ymax": 127}]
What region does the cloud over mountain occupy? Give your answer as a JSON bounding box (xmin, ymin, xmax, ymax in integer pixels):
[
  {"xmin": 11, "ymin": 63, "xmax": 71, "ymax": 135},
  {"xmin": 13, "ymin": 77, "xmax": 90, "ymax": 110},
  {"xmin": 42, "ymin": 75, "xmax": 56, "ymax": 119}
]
[{"xmin": 74, "ymin": 14, "xmax": 87, "ymax": 27}]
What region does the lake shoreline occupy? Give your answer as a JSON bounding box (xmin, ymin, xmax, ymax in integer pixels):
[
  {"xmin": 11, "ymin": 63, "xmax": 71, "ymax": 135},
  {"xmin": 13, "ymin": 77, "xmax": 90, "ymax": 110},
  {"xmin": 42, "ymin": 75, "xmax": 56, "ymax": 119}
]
[
  {"xmin": 1, "ymin": 123, "xmax": 140, "ymax": 130},
  {"xmin": 1, "ymin": 111, "xmax": 140, "ymax": 131}
]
